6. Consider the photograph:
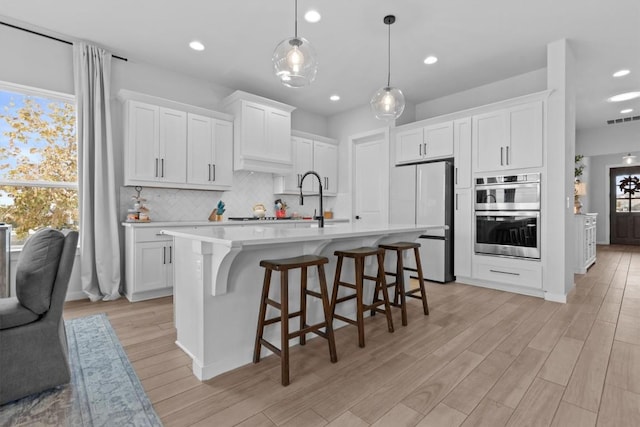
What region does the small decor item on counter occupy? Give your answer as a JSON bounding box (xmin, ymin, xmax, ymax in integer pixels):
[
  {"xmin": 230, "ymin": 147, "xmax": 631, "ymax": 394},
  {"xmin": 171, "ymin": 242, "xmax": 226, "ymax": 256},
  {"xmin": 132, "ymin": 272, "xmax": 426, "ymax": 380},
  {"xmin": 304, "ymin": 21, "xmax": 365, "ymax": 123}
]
[
  {"xmin": 127, "ymin": 186, "xmax": 150, "ymax": 222},
  {"xmin": 252, "ymin": 203, "xmax": 267, "ymax": 218},
  {"xmin": 323, "ymin": 209, "xmax": 333, "ymax": 219},
  {"xmin": 209, "ymin": 200, "xmax": 226, "ymax": 221},
  {"xmin": 274, "ymin": 199, "xmax": 288, "ymax": 218}
]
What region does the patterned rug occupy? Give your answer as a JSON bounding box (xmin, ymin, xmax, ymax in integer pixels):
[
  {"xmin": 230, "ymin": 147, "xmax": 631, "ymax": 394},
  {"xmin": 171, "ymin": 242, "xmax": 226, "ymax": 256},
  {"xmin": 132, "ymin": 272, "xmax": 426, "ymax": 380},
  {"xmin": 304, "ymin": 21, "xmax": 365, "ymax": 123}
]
[{"xmin": 0, "ymin": 313, "xmax": 163, "ymax": 426}]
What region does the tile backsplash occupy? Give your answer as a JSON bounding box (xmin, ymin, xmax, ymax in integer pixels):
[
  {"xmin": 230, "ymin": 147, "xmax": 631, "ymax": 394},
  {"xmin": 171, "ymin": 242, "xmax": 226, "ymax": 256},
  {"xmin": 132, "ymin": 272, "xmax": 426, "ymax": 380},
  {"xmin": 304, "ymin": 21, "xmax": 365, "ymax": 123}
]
[{"xmin": 119, "ymin": 170, "xmax": 336, "ymax": 221}]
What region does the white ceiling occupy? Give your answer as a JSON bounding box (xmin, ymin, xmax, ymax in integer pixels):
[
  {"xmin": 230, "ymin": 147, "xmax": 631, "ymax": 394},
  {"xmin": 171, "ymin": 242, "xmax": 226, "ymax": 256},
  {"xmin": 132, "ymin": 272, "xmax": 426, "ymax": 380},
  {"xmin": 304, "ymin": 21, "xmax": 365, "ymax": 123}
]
[{"xmin": 1, "ymin": 0, "xmax": 639, "ymax": 130}]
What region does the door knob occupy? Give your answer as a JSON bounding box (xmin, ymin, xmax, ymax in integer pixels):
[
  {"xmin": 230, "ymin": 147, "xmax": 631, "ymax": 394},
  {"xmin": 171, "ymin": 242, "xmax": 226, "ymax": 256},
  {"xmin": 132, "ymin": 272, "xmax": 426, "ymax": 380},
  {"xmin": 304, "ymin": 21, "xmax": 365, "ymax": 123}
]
[{"xmin": 355, "ymin": 215, "xmax": 361, "ymax": 220}]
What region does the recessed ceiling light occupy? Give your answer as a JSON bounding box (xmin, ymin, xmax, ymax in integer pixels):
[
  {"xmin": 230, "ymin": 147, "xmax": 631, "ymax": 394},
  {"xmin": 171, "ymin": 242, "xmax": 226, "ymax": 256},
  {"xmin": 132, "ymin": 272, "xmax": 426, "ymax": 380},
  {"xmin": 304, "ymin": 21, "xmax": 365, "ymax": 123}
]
[
  {"xmin": 621, "ymin": 108, "xmax": 634, "ymax": 114},
  {"xmin": 304, "ymin": 10, "xmax": 321, "ymax": 23},
  {"xmin": 613, "ymin": 69, "xmax": 630, "ymax": 78},
  {"xmin": 607, "ymin": 92, "xmax": 640, "ymax": 102},
  {"xmin": 329, "ymin": 95, "xmax": 340, "ymax": 101},
  {"xmin": 423, "ymin": 56, "xmax": 438, "ymax": 65},
  {"xmin": 189, "ymin": 40, "xmax": 205, "ymax": 51}
]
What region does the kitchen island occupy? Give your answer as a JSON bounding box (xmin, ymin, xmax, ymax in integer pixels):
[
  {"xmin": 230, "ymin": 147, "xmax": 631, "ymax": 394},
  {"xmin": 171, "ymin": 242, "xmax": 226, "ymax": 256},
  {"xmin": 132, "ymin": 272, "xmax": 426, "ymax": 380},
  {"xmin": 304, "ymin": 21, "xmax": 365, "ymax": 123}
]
[{"xmin": 162, "ymin": 223, "xmax": 443, "ymax": 380}]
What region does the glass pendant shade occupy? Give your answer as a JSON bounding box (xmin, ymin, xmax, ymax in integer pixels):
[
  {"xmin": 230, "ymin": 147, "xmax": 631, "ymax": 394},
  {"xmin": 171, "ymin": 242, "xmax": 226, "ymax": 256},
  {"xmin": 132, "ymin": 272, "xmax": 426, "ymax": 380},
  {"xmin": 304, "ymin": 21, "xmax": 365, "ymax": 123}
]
[
  {"xmin": 273, "ymin": 36, "xmax": 318, "ymax": 88},
  {"xmin": 370, "ymin": 86, "xmax": 405, "ymax": 120}
]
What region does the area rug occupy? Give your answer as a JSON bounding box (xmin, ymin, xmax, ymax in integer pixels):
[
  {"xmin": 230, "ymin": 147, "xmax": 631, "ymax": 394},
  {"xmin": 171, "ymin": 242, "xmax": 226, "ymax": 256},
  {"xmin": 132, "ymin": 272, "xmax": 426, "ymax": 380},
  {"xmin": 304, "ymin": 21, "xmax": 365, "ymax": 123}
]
[{"xmin": 0, "ymin": 313, "xmax": 163, "ymax": 426}]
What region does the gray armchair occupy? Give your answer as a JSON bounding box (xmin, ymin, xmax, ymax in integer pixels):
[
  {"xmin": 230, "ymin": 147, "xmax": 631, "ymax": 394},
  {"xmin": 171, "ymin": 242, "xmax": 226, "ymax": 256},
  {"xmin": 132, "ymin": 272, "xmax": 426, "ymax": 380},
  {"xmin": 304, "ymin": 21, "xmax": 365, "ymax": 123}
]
[{"xmin": 0, "ymin": 228, "xmax": 79, "ymax": 405}]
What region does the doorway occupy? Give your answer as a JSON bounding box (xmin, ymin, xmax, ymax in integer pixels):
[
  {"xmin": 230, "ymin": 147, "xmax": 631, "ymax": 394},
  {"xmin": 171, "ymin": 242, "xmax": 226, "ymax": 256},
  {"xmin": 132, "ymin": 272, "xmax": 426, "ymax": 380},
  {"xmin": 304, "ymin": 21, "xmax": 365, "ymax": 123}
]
[
  {"xmin": 350, "ymin": 128, "xmax": 389, "ymax": 227},
  {"xmin": 609, "ymin": 166, "xmax": 640, "ymax": 245}
]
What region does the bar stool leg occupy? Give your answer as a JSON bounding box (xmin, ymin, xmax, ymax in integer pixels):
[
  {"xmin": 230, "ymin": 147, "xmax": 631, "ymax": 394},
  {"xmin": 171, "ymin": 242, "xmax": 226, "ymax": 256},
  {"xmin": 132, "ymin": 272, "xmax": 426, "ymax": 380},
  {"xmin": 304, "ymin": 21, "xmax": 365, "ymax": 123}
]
[
  {"xmin": 414, "ymin": 247, "xmax": 429, "ymax": 315},
  {"xmin": 317, "ymin": 264, "xmax": 338, "ymax": 363},
  {"xmin": 253, "ymin": 268, "xmax": 272, "ymax": 363},
  {"xmin": 330, "ymin": 255, "xmax": 344, "ymax": 320},
  {"xmin": 396, "ymin": 250, "xmax": 408, "ymax": 326},
  {"xmin": 355, "ymin": 257, "xmax": 366, "ymax": 348},
  {"xmin": 377, "ymin": 252, "xmax": 395, "ymax": 333},
  {"xmin": 280, "ymin": 270, "xmax": 290, "ymax": 386},
  {"xmin": 300, "ymin": 266, "xmax": 307, "ymax": 346}
]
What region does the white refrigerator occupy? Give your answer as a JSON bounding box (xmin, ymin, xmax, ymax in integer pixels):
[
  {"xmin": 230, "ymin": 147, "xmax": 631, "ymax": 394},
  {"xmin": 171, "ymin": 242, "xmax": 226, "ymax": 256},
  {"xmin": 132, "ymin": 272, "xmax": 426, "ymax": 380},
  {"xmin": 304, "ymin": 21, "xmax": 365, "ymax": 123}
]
[{"xmin": 389, "ymin": 161, "xmax": 454, "ymax": 283}]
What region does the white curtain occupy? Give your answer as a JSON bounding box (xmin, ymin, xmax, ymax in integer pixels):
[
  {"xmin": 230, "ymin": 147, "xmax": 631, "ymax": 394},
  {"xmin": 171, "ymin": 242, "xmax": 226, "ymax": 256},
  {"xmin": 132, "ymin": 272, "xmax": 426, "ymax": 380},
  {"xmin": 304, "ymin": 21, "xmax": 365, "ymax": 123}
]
[{"xmin": 73, "ymin": 42, "xmax": 121, "ymax": 301}]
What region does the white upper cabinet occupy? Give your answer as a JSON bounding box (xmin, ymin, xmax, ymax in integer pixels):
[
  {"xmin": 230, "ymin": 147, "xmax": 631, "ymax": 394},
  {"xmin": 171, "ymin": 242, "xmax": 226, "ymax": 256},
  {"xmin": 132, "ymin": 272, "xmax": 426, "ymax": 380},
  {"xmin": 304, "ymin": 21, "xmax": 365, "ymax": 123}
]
[
  {"xmin": 121, "ymin": 91, "xmax": 234, "ymax": 190},
  {"xmin": 453, "ymin": 117, "xmax": 472, "ymax": 189},
  {"xmin": 474, "ymin": 99, "xmax": 543, "ymax": 172},
  {"xmin": 274, "ymin": 132, "xmax": 338, "ymax": 196},
  {"xmin": 187, "ymin": 113, "xmax": 233, "ymax": 189},
  {"xmin": 223, "ymin": 91, "xmax": 296, "ymax": 174},
  {"xmin": 313, "ymin": 141, "xmax": 338, "ymax": 196},
  {"xmin": 125, "ymin": 100, "xmax": 186, "ymax": 186},
  {"xmin": 395, "ymin": 121, "xmax": 453, "ymax": 165}
]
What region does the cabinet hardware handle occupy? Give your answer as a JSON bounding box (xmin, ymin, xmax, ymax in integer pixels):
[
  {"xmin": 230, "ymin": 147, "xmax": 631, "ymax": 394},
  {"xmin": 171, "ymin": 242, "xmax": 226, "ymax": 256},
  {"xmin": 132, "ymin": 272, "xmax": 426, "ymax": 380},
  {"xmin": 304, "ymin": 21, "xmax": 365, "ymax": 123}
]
[
  {"xmin": 456, "ymin": 193, "xmax": 458, "ymax": 210},
  {"xmin": 455, "ymin": 168, "xmax": 458, "ymax": 185},
  {"xmin": 424, "ymin": 142, "xmax": 427, "ymax": 155},
  {"xmin": 155, "ymin": 233, "xmax": 163, "ymax": 236},
  {"xmin": 355, "ymin": 215, "xmax": 361, "ymax": 220},
  {"xmin": 163, "ymin": 246, "xmax": 166, "ymax": 264},
  {"xmin": 155, "ymin": 158, "xmax": 158, "ymax": 177},
  {"xmin": 161, "ymin": 158, "xmax": 165, "ymax": 177},
  {"xmin": 208, "ymin": 164, "xmax": 211, "ymax": 181},
  {"xmin": 500, "ymin": 147, "xmax": 504, "ymax": 166},
  {"xmin": 489, "ymin": 269, "xmax": 520, "ymax": 276},
  {"xmin": 506, "ymin": 146, "xmax": 510, "ymax": 165},
  {"xmin": 169, "ymin": 246, "xmax": 172, "ymax": 263},
  {"xmin": 419, "ymin": 143, "xmax": 422, "ymax": 156},
  {"xmin": 212, "ymin": 164, "xmax": 216, "ymax": 181}
]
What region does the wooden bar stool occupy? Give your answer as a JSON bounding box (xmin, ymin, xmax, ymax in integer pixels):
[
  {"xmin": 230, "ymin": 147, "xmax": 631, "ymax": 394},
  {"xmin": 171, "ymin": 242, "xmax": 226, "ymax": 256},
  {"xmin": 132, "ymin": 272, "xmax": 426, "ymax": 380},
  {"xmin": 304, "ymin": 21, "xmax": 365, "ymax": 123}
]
[
  {"xmin": 376, "ymin": 242, "xmax": 429, "ymax": 326},
  {"xmin": 330, "ymin": 247, "xmax": 394, "ymax": 348},
  {"xmin": 253, "ymin": 255, "xmax": 337, "ymax": 386}
]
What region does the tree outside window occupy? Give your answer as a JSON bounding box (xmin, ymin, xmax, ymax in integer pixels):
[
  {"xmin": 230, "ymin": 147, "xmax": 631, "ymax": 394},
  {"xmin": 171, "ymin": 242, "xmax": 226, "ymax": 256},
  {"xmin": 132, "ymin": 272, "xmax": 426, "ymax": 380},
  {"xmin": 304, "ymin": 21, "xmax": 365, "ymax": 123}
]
[{"xmin": 0, "ymin": 83, "xmax": 78, "ymax": 244}]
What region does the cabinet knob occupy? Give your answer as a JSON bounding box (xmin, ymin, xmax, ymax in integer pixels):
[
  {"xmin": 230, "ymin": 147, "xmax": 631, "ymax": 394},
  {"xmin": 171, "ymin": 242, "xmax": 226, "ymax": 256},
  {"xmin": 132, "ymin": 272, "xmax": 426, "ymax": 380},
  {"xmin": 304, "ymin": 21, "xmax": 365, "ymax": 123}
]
[{"xmin": 355, "ymin": 215, "xmax": 361, "ymax": 220}]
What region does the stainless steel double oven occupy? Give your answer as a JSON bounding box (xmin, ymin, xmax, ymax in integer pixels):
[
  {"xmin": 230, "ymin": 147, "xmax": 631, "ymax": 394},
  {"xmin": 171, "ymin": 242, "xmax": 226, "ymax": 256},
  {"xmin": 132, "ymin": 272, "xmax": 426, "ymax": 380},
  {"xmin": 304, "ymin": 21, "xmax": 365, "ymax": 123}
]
[{"xmin": 474, "ymin": 173, "xmax": 541, "ymax": 259}]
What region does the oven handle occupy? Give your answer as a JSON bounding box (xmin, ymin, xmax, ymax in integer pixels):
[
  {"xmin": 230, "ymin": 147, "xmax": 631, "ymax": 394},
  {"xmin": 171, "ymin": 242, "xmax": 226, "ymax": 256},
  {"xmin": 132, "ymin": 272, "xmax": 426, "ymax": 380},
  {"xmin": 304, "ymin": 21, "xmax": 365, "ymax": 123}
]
[
  {"xmin": 475, "ymin": 211, "xmax": 540, "ymax": 218},
  {"xmin": 475, "ymin": 182, "xmax": 540, "ymax": 190}
]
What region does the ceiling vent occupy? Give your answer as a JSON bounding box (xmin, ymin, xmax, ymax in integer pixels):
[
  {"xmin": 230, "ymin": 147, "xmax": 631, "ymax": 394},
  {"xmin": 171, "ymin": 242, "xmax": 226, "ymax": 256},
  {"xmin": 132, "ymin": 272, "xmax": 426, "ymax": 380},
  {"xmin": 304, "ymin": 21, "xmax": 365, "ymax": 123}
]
[{"xmin": 606, "ymin": 115, "xmax": 640, "ymax": 125}]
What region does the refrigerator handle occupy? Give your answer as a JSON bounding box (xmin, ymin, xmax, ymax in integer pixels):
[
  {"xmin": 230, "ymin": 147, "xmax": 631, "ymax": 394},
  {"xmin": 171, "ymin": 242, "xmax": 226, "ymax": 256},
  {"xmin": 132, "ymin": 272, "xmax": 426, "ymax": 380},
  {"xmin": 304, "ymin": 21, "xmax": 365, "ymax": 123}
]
[
  {"xmin": 455, "ymin": 193, "xmax": 458, "ymax": 210},
  {"xmin": 455, "ymin": 167, "xmax": 458, "ymax": 185}
]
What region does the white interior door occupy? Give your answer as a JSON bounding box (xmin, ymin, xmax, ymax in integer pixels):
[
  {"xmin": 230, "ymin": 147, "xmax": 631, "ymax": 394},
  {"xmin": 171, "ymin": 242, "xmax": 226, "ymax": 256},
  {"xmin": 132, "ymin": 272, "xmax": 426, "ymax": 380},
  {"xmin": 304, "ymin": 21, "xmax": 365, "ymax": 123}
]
[{"xmin": 352, "ymin": 130, "xmax": 389, "ymax": 227}]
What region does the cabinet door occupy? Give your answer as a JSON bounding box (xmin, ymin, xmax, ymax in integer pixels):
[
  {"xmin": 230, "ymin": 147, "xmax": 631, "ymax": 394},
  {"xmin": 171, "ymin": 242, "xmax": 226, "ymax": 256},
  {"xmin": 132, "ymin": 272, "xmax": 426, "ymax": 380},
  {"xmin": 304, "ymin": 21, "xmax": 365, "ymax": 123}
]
[
  {"xmin": 453, "ymin": 117, "xmax": 472, "ymax": 188},
  {"xmin": 474, "ymin": 110, "xmax": 507, "ymax": 172},
  {"xmin": 293, "ymin": 137, "xmax": 314, "ymax": 192},
  {"xmin": 424, "ymin": 121, "xmax": 453, "ymax": 159},
  {"xmin": 126, "ymin": 101, "xmax": 159, "ymax": 183},
  {"xmin": 395, "ymin": 128, "xmax": 423, "ymax": 164},
  {"xmin": 212, "ymin": 119, "xmax": 233, "ymax": 187},
  {"xmin": 454, "ymin": 188, "xmax": 472, "ymax": 278},
  {"xmin": 268, "ymin": 109, "xmax": 292, "ymax": 165},
  {"xmin": 241, "ymin": 102, "xmax": 268, "ymax": 159},
  {"xmin": 159, "ymin": 107, "xmax": 187, "ymax": 183},
  {"xmin": 134, "ymin": 242, "xmax": 170, "ymax": 293},
  {"xmin": 187, "ymin": 113, "xmax": 213, "ymax": 185},
  {"xmin": 314, "ymin": 141, "xmax": 338, "ymax": 195},
  {"xmin": 506, "ymin": 101, "xmax": 543, "ymax": 169}
]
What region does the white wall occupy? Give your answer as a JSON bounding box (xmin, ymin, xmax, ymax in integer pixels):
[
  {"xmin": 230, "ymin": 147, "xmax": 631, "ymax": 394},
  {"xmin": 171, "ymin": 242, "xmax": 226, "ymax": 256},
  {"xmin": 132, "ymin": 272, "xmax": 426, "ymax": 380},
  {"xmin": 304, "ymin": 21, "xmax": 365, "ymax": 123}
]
[
  {"xmin": 415, "ymin": 69, "xmax": 547, "ymax": 120},
  {"xmin": 0, "ymin": 23, "xmax": 331, "ymax": 300}
]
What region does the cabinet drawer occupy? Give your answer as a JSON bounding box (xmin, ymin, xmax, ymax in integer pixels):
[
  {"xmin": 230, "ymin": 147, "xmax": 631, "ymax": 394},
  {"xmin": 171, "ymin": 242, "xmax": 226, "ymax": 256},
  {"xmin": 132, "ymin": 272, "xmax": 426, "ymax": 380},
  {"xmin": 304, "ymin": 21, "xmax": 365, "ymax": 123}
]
[
  {"xmin": 133, "ymin": 227, "xmax": 173, "ymax": 243},
  {"xmin": 474, "ymin": 259, "xmax": 542, "ymax": 289}
]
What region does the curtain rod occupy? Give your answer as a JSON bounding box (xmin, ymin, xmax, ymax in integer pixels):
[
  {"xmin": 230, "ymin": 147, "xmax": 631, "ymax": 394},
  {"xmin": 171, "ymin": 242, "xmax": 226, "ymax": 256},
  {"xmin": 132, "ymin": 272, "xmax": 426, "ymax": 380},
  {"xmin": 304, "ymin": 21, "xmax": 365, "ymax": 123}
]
[{"xmin": 1, "ymin": 20, "xmax": 128, "ymax": 62}]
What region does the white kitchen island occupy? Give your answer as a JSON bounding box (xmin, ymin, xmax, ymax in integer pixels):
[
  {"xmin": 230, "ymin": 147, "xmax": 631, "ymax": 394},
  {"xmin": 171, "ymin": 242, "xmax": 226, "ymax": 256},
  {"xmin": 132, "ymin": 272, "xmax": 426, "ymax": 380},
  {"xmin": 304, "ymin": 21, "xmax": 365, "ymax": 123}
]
[{"xmin": 162, "ymin": 223, "xmax": 443, "ymax": 381}]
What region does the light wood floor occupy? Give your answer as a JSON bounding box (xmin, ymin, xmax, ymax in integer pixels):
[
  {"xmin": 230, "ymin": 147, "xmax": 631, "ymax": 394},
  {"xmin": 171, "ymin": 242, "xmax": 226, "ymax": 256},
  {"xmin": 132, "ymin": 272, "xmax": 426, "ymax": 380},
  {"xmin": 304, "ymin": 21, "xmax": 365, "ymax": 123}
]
[{"xmin": 63, "ymin": 245, "xmax": 640, "ymax": 427}]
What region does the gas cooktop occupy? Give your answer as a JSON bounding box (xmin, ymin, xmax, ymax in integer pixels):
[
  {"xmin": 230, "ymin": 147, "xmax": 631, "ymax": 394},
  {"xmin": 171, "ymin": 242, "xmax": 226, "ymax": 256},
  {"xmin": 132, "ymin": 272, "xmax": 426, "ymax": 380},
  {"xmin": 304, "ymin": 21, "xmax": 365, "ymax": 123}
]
[{"xmin": 227, "ymin": 217, "xmax": 293, "ymax": 221}]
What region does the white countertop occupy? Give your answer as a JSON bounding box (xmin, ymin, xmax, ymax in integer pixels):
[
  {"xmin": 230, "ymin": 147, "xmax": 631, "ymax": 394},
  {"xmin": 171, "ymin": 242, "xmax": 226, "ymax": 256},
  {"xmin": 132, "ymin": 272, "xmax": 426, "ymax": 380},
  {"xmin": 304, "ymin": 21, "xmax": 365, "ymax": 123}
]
[
  {"xmin": 121, "ymin": 218, "xmax": 349, "ymax": 227},
  {"xmin": 162, "ymin": 223, "xmax": 446, "ymax": 248}
]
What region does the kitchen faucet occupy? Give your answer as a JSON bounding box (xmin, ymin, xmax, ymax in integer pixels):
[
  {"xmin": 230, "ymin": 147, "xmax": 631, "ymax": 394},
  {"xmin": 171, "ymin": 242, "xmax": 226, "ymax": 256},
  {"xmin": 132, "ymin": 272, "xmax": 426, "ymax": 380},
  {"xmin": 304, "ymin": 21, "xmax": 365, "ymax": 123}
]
[{"xmin": 299, "ymin": 171, "xmax": 324, "ymax": 228}]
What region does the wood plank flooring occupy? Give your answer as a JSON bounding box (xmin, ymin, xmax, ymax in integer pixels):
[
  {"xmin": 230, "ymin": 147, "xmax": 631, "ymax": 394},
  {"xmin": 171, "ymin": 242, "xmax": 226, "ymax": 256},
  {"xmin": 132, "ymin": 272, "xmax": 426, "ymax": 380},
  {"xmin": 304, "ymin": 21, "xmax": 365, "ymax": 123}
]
[{"xmin": 63, "ymin": 244, "xmax": 640, "ymax": 426}]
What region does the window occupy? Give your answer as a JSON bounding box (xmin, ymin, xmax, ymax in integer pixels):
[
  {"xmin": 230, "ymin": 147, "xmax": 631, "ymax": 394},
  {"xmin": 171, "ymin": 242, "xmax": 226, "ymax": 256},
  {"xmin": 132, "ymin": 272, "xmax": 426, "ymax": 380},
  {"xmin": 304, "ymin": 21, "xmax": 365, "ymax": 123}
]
[
  {"xmin": 0, "ymin": 82, "xmax": 77, "ymax": 245},
  {"xmin": 615, "ymin": 173, "xmax": 640, "ymax": 213}
]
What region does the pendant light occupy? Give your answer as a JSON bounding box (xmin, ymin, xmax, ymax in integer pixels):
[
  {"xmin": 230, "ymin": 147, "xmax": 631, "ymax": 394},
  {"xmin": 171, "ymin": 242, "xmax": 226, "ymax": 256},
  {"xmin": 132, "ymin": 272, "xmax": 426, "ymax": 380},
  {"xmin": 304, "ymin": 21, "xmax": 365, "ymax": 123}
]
[
  {"xmin": 272, "ymin": 0, "xmax": 318, "ymax": 88},
  {"xmin": 623, "ymin": 153, "xmax": 637, "ymax": 164},
  {"xmin": 370, "ymin": 15, "xmax": 405, "ymax": 121}
]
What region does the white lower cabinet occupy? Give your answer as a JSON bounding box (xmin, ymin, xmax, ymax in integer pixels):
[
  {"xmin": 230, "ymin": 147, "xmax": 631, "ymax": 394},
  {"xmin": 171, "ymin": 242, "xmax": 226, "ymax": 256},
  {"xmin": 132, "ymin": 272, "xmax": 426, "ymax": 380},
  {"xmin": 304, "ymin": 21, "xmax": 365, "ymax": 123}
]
[
  {"xmin": 472, "ymin": 255, "xmax": 542, "ymax": 292},
  {"xmin": 124, "ymin": 226, "xmax": 181, "ymax": 302},
  {"xmin": 574, "ymin": 214, "xmax": 597, "ymax": 274},
  {"xmin": 454, "ymin": 189, "xmax": 472, "ymax": 278}
]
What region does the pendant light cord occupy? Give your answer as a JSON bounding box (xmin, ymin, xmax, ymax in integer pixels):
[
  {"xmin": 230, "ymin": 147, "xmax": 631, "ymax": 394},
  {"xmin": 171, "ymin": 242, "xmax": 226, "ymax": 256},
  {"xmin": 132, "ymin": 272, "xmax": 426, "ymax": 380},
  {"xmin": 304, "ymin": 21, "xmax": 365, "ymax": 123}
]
[
  {"xmin": 294, "ymin": 0, "xmax": 298, "ymax": 38},
  {"xmin": 387, "ymin": 21, "xmax": 391, "ymax": 87}
]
